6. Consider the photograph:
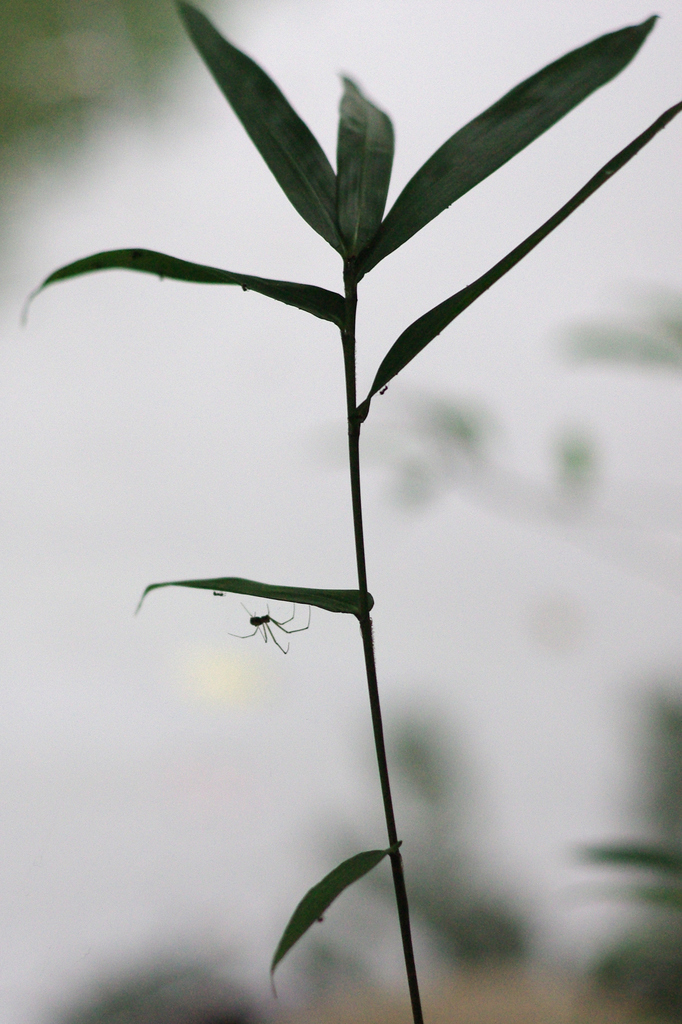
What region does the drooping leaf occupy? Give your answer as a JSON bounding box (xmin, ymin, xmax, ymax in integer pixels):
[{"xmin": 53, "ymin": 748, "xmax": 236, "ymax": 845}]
[
  {"xmin": 356, "ymin": 16, "xmax": 657, "ymax": 278},
  {"xmin": 136, "ymin": 576, "xmax": 373, "ymax": 616},
  {"xmin": 271, "ymin": 847, "xmax": 395, "ymax": 976},
  {"xmin": 336, "ymin": 77, "xmax": 394, "ymax": 256},
  {"xmin": 357, "ymin": 100, "xmax": 682, "ymax": 419},
  {"xmin": 582, "ymin": 844, "xmax": 682, "ymax": 875},
  {"xmin": 178, "ymin": 3, "xmax": 342, "ymax": 253},
  {"xmin": 30, "ymin": 249, "xmax": 345, "ymax": 327}
]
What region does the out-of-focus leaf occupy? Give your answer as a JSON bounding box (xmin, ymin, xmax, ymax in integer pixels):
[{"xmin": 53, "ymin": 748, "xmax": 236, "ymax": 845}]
[
  {"xmin": 356, "ymin": 16, "xmax": 657, "ymax": 278},
  {"xmin": 0, "ymin": 0, "xmax": 190, "ymax": 208},
  {"xmin": 574, "ymin": 882, "xmax": 682, "ymax": 911},
  {"xmin": 569, "ymin": 326, "xmax": 682, "ymax": 366},
  {"xmin": 30, "ymin": 248, "xmax": 345, "ymax": 326},
  {"xmin": 631, "ymin": 885, "xmax": 682, "ymax": 909},
  {"xmin": 271, "ymin": 847, "xmax": 394, "ymax": 976},
  {"xmin": 558, "ymin": 433, "xmax": 595, "ymax": 489},
  {"xmin": 336, "ymin": 77, "xmax": 394, "ymax": 256},
  {"xmin": 357, "ymin": 100, "xmax": 682, "ymax": 419},
  {"xmin": 136, "ymin": 576, "xmax": 373, "ymax": 615},
  {"xmin": 583, "ymin": 844, "xmax": 682, "ymax": 875},
  {"xmin": 179, "ymin": 3, "xmax": 342, "ymax": 252}
]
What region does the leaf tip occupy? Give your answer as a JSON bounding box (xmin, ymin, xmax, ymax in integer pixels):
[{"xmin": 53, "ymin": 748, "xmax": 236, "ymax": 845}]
[
  {"xmin": 134, "ymin": 585, "xmax": 154, "ymax": 615},
  {"xmin": 339, "ymin": 74, "xmax": 359, "ymax": 93},
  {"xmin": 177, "ymin": 0, "xmax": 206, "ymax": 40},
  {"xmin": 20, "ymin": 288, "xmax": 39, "ymax": 326},
  {"xmin": 631, "ymin": 14, "xmax": 658, "ymax": 46},
  {"xmin": 270, "ymin": 940, "xmax": 287, "ymax": 982}
]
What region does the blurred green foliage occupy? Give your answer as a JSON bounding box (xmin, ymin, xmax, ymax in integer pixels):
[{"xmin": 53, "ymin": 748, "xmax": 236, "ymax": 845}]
[
  {"xmin": 55, "ymin": 960, "xmax": 257, "ymax": 1024},
  {"xmin": 585, "ymin": 695, "xmax": 682, "ymax": 1017},
  {"xmin": 556, "ymin": 431, "xmax": 595, "ymax": 493},
  {"xmin": 644, "ymin": 697, "xmax": 682, "ymax": 846},
  {"xmin": 365, "ymin": 392, "xmax": 596, "ymax": 513},
  {"xmin": 306, "ymin": 711, "xmax": 528, "ymax": 991},
  {"xmin": 595, "ymin": 926, "xmax": 682, "ymax": 1019},
  {"xmin": 568, "ymin": 293, "xmax": 682, "ymax": 1011},
  {"xmin": 567, "ymin": 293, "xmax": 682, "ymax": 368},
  {"xmin": 1, "ymin": 0, "xmax": 221, "ymax": 232},
  {"xmin": 385, "ymin": 713, "xmax": 529, "ymax": 965},
  {"xmin": 363, "ymin": 395, "xmax": 493, "ymax": 506}
]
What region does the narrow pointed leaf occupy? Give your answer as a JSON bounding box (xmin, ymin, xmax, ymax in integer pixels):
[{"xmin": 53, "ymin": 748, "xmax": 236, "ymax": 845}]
[
  {"xmin": 356, "ymin": 16, "xmax": 657, "ymax": 278},
  {"xmin": 358, "ymin": 101, "xmax": 682, "ymax": 419},
  {"xmin": 583, "ymin": 844, "xmax": 682, "ymax": 875},
  {"xmin": 31, "ymin": 249, "xmax": 345, "ymax": 327},
  {"xmin": 271, "ymin": 847, "xmax": 395, "ymax": 976},
  {"xmin": 179, "ymin": 3, "xmax": 342, "ymax": 252},
  {"xmin": 336, "ymin": 78, "xmax": 394, "ymax": 256},
  {"xmin": 136, "ymin": 576, "xmax": 373, "ymax": 616}
]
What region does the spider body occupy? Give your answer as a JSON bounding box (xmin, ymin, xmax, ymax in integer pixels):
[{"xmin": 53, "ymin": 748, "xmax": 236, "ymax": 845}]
[
  {"xmin": 249, "ymin": 613, "xmax": 271, "ymax": 627},
  {"xmin": 229, "ymin": 603, "xmax": 311, "ymax": 653}
]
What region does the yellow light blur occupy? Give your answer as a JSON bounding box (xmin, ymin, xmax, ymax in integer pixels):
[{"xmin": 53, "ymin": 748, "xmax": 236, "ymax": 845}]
[{"xmin": 178, "ymin": 648, "xmax": 270, "ymax": 705}]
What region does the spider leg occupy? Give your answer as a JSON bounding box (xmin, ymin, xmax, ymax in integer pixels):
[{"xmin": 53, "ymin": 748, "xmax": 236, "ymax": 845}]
[
  {"xmin": 266, "ymin": 622, "xmax": 289, "ymax": 654},
  {"xmin": 228, "ymin": 626, "xmax": 260, "ymax": 639},
  {"xmin": 272, "ymin": 605, "xmax": 312, "ymax": 634},
  {"xmin": 231, "ymin": 603, "xmax": 267, "ymax": 640},
  {"xmin": 276, "ymin": 604, "xmax": 297, "ymax": 627}
]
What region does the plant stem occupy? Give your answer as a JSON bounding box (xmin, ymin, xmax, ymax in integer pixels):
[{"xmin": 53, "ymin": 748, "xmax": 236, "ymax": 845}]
[{"xmin": 341, "ymin": 259, "xmax": 424, "ymax": 1024}]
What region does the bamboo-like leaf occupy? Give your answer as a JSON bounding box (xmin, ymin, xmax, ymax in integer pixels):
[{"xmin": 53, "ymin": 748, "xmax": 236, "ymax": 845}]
[
  {"xmin": 356, "ymin": 16, "xmax": 657, "ymax": 278},
  {"xmin": 357, "ymin": 100, "xmax": 682, "ymax": 420},
  {"xmin": 336, "ymin": 78, "xmax": 394, "ymax": 256},
  {"xmin": 583, "ymin": 844, "xmax": 682, "ymax": 875},
  {"xmin": 136, "ymin": 576, "xmax": 373, "ymax": 616},
  {"xmin": 30, "ymin": 249, "xmax": 345, "ymax": 327},
  {"xmin": 179, "ymin": 3, "xmax": 342, "ymax": 253},
  {"xmin": 271, "ymin": 847, "xmax": 395, "ymax": 976}
]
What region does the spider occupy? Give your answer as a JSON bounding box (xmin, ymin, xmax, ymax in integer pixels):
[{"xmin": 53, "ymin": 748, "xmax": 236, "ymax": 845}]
[{"xmin": 229, "ymin": 603, "xmax": 311, "ymax": 653}]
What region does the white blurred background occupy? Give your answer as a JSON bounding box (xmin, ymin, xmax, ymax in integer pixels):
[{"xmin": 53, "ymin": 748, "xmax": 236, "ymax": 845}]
[{"xmin": 1, "ymin": 0, "xmax": 682, "ymax": 1020}]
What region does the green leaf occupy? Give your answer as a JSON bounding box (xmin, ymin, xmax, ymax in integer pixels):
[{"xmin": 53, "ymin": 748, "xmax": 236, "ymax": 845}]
[
  {"xmin": 336, "ymin": 78, "xmax": 394, "ymax": 256},
  {"xmin": 356, "ymin": 16, "xmax": 657, "ymax": 278},
  {"xmin": 30, "ymin": 249, "xmax": 345, "ymax": 327},
  {"xmin": 178, "ymin": 3, "xmax": 343, "ymax": 253},
  {"xmin": 136, "ymin": 576, "xmax": 373, "ymax": 616},
  {"xmin": 357, "ymin": 100, "xmax": 682, "ymax": 419},
  {"xmin": 583, "ymin": 844, "xmax": 682, "ymax": 875},
  {"xmin": 271, "ymin": 847, "xmax": 395, "ymax": 976}
]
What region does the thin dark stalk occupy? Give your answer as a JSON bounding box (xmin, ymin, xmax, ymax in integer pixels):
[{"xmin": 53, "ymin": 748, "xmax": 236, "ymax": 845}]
[{"xmin": 341, "ymin": 259, "xmax": 424, "ymax": 1024}]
